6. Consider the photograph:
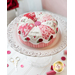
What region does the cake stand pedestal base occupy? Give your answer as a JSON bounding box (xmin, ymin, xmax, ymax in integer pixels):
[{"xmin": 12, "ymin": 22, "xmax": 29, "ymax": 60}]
[{"xmin": 26, "ymin": 56, "xmax": 52, "ymax": 67}]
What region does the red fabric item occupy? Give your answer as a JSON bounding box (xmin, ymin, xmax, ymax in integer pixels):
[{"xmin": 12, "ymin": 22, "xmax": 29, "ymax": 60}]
[
  {"xmin": 24, "ymin": 12, "xmax": 37, "ymax": 22},
  {"xmin": 7, "ymin": 0, "xmax": 19, "ymax": 10},
  {"xmin": 46, "ymin": 70, "xmax": 56, "ymax": 75},
  {"xmin": 51, "ymin": 65, "xmax": 53, "ymax": 70}
]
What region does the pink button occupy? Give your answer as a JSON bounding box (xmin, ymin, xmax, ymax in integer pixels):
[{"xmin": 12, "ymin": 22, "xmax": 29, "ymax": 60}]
[
  {"xmin": 7, "ymin": 51, "xmax": 11, "ymax": 54},
  {"xmin": 35, "ymin": 21, "xmax": 41, "ymax": 26},
  {"xmin": 20, "ymin": 65, "xmax": 24, "ymax": 68},
  {"xmin": 7, "ymin": 64, "xmax": 9, "ymax": 67},
  {"xmin": 64, "ymin": 50, "xmax": 67, "ymax": 55}
]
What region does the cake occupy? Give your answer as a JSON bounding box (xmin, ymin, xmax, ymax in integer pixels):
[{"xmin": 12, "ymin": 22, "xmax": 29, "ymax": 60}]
[{"xmin": 17, "ymin": 12, "xmax": 58, "ymax": 48}]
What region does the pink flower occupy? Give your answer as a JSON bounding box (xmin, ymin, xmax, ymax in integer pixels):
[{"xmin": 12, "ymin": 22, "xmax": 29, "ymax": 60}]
[{"xmin": 51, "ymin": 65, "xmax": 53, "ymax": 70}]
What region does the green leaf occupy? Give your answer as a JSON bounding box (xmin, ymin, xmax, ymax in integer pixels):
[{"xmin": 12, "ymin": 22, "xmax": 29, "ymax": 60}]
[
  {"xmin": 37, "ymin": 40, "xmax": 39, "ymax": 43},
  {"xmin": 48, "ymin": 38, "xmax": 51, "ymax": 41},
  {"xmin": 25, "ymin": 38, "xmax": 27, "ymax": 40}
]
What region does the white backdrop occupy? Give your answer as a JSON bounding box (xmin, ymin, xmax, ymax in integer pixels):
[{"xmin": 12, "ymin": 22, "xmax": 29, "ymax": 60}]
[{"xmin": 17, "ymin": 0, "xmax": 42, "ymax": 14}]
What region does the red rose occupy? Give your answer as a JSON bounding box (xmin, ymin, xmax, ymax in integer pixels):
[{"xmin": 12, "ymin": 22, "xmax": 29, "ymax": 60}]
[
  {"xmin": 56, "ymin": 28, "xmax": 58, "ymax": 32},
  {"xmin": 7, "ymin": 0, "xmax": 19, "ymax": 10},
  {"xmin": 38, "ymin": 39, "xmax": 43, "ymax": 42},
  {"xmin": 37, "ymin": 38, "xmax": 43, "ymax": 43},
  {"xmin": 50, "ymin": 35, "xmax": 53, "ymax": 39},
  {"xmin": 25, "ymin": 37, "xmax": 30, "ymax": 41}
]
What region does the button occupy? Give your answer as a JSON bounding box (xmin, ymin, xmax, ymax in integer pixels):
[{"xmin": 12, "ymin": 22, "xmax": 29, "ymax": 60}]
[{"xmin": 35, "ymin": 21, "xmax": 41, "ymax": 26}]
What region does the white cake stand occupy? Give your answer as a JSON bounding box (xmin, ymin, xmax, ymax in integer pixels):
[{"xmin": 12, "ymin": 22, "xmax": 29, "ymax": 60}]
[{"xmin": 7, "ymin": 11, "xmax": 67, "ymax": 67}]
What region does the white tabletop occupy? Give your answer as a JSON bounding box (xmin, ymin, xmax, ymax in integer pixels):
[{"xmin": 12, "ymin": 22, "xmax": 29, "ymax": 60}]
[
  {"xmin": 7, "ymin": 45, "xmax": 67, "ymax": 75},
  {"xmin": 7, "ymin": 11, "xmax": 67, "ymax": 75}
]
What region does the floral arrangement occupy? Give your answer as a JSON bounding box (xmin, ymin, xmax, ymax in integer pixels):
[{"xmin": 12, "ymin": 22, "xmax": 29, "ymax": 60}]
[{"xmin": 7, "ymin": 0, "xmax": 19, "ymax": 10}]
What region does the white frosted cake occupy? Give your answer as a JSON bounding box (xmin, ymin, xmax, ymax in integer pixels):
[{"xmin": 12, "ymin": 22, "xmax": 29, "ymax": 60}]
[{"xmin": 17, "ymin": 12, "xmax": 58, "ymax": 48}]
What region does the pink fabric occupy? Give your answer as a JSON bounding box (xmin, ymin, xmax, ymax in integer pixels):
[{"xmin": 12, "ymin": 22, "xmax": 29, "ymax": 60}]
[
  {"xmin": 18, "ymin": 23, "xmax": 34, "ymax": 37},
  {"xmin": 46, "ymin": 70, "xmax": 56, "ymax": 75},
  {"xmin": 24, "ymin": 12, "xmax": 37, "ymax": 22},
  {"xmin": 41, "ymin": 14, "xmax": 55, "ymax": 22},
  {"xmin": 39, "ymin": 25, "xmax": 55, "ymax": 40},
  {"xmin": 41, "ymin": 0, "xmax": 67, "ymax": 17},
  {"xmin": 19, "ymin": 35, "xmax": 56, "ymax": 48}
]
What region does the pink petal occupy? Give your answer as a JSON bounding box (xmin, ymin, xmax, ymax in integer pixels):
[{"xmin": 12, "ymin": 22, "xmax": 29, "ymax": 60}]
[{"xmin": 7, "ymin": 51, "xmax": 11, "ymax": 54}]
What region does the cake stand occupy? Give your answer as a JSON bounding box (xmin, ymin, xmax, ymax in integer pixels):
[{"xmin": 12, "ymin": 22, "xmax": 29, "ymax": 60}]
[{"xmin": 7, "ymin": 11, "xmax": 67, "ymax": 67}]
